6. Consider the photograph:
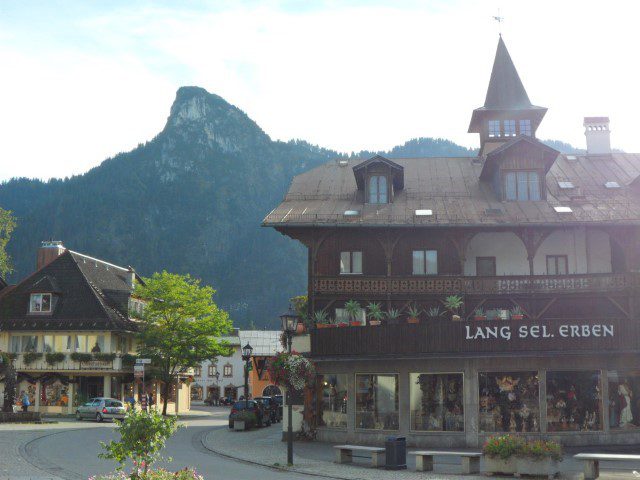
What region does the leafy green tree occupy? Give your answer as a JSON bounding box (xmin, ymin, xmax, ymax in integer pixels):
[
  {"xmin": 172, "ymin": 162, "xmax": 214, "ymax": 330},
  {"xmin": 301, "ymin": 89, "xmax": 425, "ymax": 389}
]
[
  {"xmin": 99, "ymin": 408, "xmax": 180, "ymax": 476},
  {"xmin": 134, "ymin": 271, "xmax": 232, "ymax": 415},
  {"xmin": 1, "ymin": 355, "xmax": 16, "ymax": 412},
  {"xmin": 0, "ymin": 208, "xmax": 16, "ymax": 278}
]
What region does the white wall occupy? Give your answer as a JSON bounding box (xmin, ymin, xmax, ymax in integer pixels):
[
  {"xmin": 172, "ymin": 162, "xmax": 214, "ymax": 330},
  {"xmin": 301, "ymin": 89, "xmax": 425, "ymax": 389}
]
[
  {"xmin": 464, "ymin": 232, "xmax": 529, "ymax": 275},
  {"xmin": 194, "ymin": 345, "xmax": 246, "ymax": 400}
]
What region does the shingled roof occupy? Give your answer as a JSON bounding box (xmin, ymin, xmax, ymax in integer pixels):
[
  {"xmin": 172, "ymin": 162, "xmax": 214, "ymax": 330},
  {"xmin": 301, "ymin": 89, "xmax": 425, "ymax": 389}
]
[
  {"xmin": 0, "ymin": 250, "xmax": 139, "ymax": 332},
  {"xmin": 263, "ymin": 153, "xmax": 640, "ymax": 228}
]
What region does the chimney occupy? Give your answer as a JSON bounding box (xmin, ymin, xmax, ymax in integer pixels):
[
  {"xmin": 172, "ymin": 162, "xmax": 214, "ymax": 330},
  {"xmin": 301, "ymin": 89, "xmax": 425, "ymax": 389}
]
[
  {"xmin": 37, "ymin": 240, "xmax": 65, "ymax": 270},
  {"xmin": 584, "ymin": 116, "xmax": 611, "ymax": 154}
]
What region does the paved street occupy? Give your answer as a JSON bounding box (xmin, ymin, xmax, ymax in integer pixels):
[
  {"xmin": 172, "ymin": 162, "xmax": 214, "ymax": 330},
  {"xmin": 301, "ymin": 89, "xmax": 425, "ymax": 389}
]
[{"xmin": 0, "ymin": 406, "xmax": 310, "ymax": 480}]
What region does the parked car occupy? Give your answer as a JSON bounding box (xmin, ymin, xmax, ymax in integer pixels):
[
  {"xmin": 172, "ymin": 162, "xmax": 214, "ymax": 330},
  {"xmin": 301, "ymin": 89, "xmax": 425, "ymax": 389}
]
[
  {"xmin": 228, "ymin": 400, "xmax": 271, "ymax": 429},
  {"xmin": 272, "ymin": 394, "xmax": 283, "ymax": 419},
  {"xmin": 219, "ymin": 397, "xmax": 234, "ymax": 406},
  {"xmin": 254, "ymin": 396, "xmax": 281, "ymax": 423},
  {"xmin": 76, "ymin": 397, "xmax": 126, "ymax": 422}
]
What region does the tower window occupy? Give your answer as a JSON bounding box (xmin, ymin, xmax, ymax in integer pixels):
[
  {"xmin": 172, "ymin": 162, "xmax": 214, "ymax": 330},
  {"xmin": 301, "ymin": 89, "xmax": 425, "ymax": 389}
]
[
  {"xmin": 340, "ymin": 251, "xmax": 362, "ymax": 274},
  {"xmin": 504, "ymin": 120, "xmax": 516, "ymax": 137},
  {"xmin": 505, "ymin": 171, "xmax": 541, "ymax": 201},
  {"xmin": 368, "ymin": 175, "xmax": 388, "ymax": 204},
  {"xmin": 519, "ymin": 119, "xmax": 532, "ymax": 136},
  {"xmin": 488, "ymin": 120, "xmax": 501, "ymax": 138}
]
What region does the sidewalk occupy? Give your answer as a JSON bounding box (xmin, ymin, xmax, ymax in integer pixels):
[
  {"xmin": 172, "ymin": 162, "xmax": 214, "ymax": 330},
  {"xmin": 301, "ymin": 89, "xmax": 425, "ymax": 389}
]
[{"xmin": 201, "ymin": 425, "xmax": 639, "ymax": 480}]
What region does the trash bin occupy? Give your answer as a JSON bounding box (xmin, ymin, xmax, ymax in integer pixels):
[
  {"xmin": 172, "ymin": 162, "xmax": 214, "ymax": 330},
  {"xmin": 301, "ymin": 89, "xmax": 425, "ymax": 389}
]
[{"xmin": 385, "ymin": 435, "xmax": 406, "ymax": 470}]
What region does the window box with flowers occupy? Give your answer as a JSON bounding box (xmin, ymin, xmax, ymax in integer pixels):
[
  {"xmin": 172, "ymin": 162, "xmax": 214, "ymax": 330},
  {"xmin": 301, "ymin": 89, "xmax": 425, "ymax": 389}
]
[{"xmin": 482, "ymin": 435, "xmax": 562, "ymax": 477}]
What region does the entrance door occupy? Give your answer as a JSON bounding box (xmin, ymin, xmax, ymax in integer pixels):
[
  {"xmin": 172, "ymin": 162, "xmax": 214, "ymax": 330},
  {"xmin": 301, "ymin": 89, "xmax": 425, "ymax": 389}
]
[
  {"xmin": 207, "ymin": 386, "xmax": 220, "ymax": 401},
  {"xmin": 77, "ymin": 377, "xmax": 104, "ymax": 403}
]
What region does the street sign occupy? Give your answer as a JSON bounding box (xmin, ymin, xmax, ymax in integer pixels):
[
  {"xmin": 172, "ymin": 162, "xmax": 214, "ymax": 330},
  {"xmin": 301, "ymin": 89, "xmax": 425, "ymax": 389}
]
[
  {"xmin": 136, "ymin": 358, "xmax": 151, "ymax": 364},
  {"xmin": 134, "ymin": 365, "xmax": 145, "ymax": 372}
]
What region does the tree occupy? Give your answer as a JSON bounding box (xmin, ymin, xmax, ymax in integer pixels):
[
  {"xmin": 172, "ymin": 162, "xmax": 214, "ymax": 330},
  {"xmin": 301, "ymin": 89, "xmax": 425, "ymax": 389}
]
[
  {"xmin": 1, "ymin": 355, "xmax": 16, "ymax": 413},
  {"xmin": 0, "ymin": 208, "xmax": 16, "ymax": 278},
  {"xmin": 99, "ymin": 408, "xmax": 180, "ymax": 476},
  {"xmin": 134, "ymin": 271, "xmax": 232, "ymax": 415}
]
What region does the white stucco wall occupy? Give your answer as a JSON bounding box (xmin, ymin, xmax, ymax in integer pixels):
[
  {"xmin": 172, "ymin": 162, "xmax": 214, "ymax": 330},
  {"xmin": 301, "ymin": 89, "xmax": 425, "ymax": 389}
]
[
  {"xmin": 464, "ymin": 232, "xmax": 529, "ymax": 275},
  {"xmin": 194, "ymin": 345, "xmax": 245, "ymax": 401}
]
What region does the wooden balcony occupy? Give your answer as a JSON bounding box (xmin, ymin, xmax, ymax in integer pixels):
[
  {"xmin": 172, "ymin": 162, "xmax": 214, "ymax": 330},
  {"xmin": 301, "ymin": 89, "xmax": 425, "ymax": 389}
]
[
  {"xmin": 313, "ymin": 272, "xmax": 639, "ymax": 296},
  {"xmin": 12, "ymin": 353, "xmax": 130, "ymax": 372},
  {"xmin": 310, "ymin": 318, "xmax": 640, "ymax": 358}
]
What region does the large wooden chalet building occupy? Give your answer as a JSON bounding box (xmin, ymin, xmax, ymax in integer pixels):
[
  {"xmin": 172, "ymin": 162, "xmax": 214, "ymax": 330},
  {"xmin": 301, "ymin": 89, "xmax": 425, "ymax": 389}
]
[{"xmin": 264, "ymin": 37, "xmax": 640, "ymax": 447}]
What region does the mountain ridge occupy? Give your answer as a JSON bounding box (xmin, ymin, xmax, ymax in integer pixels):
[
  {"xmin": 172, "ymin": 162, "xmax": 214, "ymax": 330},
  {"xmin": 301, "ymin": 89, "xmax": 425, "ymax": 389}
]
[{"xmin": 0, "ymin": 87, "xmax": 586, "ymax": 327}]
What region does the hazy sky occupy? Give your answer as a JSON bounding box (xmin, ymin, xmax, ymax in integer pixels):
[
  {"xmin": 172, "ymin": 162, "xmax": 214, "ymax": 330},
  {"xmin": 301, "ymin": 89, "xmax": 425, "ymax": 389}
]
[{"xmin": 1, "ymin": 0, "xmax": 638, "ymax": 181}]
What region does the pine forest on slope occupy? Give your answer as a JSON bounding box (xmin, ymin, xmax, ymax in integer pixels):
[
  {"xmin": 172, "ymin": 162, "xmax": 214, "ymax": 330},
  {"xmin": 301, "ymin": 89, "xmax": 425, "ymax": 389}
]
[{"xmin": 0, "ymin": 87, "xmax": 583, "ymax": 327}]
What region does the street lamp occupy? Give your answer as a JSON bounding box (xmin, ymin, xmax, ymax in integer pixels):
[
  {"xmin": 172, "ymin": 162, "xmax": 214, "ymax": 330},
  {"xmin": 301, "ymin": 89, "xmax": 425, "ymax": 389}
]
[
  {"xmin": 214, "ymin": 371, "xmax": 220, "ymax": 405},
  {"xmin": 241, "ymin": 343, "xmax": 253, "ymax": 409},
  {"xmin": 280, "ymin": 305, "xmax": 299, "ymax": 465}
]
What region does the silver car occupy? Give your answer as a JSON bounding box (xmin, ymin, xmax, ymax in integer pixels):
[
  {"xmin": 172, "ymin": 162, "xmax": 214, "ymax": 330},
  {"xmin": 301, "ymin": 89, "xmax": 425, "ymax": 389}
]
[{"xmin": 76, "ymin": 397, "xmax": 126, "ymax": 422}]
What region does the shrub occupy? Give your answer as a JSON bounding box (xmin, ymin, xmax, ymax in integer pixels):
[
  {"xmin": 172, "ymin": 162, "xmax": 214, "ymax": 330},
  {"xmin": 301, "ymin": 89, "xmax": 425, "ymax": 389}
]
[
  {"xmin": 483, "ymin": 434, "xmax": 525, "ymax": 460},
  {"xmin": 23, "ymin": 352, "xmax": 43, "ymax": 365},
  {"xmin": 45, "ymin": 352, "xmax": 66, "ymax": 365},
  {"xmin": 90, "ymin": 467, "xmax": 204, "ymax": 480},
  {"xmin": 121, "ymin": 354, "xmax": 137, "ymax": 366},
  {"xmin": 70, "ymin": 352, "xmax": 93, "ymax": 363},
  {"xmin": 522, "ymin": 439, "xmax": 563, "ymax": 462},
  {"xmin": 94, "ymin": 353, "xmax": 117, "ymax": 363}
]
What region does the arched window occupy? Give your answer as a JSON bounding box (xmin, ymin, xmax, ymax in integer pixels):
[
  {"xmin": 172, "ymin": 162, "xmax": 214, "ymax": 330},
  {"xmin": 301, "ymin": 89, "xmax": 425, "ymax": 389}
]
[{"xmin": 369, "ymin": 175, "xmax": 388, "ymax": 204}]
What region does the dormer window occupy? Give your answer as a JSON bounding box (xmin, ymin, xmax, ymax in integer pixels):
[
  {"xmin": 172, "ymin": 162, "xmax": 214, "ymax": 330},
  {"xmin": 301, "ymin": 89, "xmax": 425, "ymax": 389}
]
[
  {"xmin": 30, "ymin": 293, "xmax": 52, "ymax": 313},
  {"xmin": 504, "ymin": 120, "xmax": 516, "ymax": 137},
  {"xmin": 519, "ymin": 119, "xmax": 532, "ymax": 136},
  {"xmin": 368, "ymin": 175, "xmax": 388, "ymax": 204},
  {"xmin": 505, "ymin": 171, "xmax": 541, "ymax": 201},
  {"xmin": 488, "ymin": 120, "xmax": 500, "ymax": 138}
]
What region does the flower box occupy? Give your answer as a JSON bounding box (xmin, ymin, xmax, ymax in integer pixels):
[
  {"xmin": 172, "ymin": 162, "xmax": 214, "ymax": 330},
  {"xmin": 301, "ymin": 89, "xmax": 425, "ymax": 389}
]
[
  {"xmin": 484, "ymin": 456, "xmax": 517, "ymax": 475},
  {"xmin": 511, "ymin": 314, "xmax": 524, "ymax": 320},
  {"xmin": 337, "ymin": 322, "xmax": 348, "ymax": 328},
  {"xmin": 233, "ymin": 420, "xmax": 246, "ymax": 431},
  {"xmin": 407, "ymin": 317, "xmax": 419, "ymax": 324},
  {"xmin": 516, "ymin": 457, "xmax": 560, "ymax": 478},
  {"xmin": 349, "ymin": 321, "xmax": 361, "ymax": 327},
  {"xmin": 473, "ymin": 315, "xmax": 487, "ymax": 321}
]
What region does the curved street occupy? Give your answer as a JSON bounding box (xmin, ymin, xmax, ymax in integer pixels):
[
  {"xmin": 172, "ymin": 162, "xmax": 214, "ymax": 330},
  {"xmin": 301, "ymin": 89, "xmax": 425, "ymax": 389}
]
[{"xmin": 7, "ymin": 407, "xmax": 309, "ymax": 480}]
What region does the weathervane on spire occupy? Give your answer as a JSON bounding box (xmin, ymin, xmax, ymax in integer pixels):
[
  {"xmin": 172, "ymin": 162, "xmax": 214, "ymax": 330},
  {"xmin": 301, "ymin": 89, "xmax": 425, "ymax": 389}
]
[{"xmin": 492, "ymin": 9, "xmax": 504, "ymax": 36}]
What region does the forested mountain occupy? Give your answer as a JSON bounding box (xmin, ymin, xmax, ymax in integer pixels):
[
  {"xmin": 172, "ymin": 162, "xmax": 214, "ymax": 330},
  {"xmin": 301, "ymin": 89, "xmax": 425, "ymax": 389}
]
[{"xmin": 0, "ymin": 87, "xmax": 582, "ymax": 327}]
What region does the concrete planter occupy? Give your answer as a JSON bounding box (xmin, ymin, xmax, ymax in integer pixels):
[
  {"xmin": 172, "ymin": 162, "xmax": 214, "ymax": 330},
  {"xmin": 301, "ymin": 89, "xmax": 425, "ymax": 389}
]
[
  {"xmin": 516, "ymin": 457, "xmax": 560, "ymax": 478},
  {"xmin": 233, "ymin": 420, "xmax": 246, "ymax": 431},
  {"xmin": 484, "ymin": 456, "xmax": 517, "ymax": 475}
]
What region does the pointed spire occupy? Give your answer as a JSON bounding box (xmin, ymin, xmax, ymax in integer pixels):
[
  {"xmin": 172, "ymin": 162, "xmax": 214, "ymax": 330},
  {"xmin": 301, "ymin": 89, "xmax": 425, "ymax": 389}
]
[{"xmin": 484, "ymin": 36, "xmax": 532, "ymax": 109}]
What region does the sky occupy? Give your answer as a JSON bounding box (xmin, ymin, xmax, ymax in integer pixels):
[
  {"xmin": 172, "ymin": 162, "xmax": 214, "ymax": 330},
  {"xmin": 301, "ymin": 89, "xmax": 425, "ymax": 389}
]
[{"xmin": 1, "ymin": 0, "xmax": 639, "ymax": 181}]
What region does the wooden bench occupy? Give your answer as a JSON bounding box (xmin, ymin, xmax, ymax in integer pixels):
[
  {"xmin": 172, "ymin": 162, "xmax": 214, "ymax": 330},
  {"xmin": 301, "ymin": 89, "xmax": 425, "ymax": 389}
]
[
  {"xmin": 409, "ymin": 450, "xmax": 482, "ymax": 474},
  {"xmin": 334, "ymin": 444, "xmax": 385, "ymax": 468},
  {"xmin": 574, "ymin": 453, "xmax": 640, "ymax": 480}
]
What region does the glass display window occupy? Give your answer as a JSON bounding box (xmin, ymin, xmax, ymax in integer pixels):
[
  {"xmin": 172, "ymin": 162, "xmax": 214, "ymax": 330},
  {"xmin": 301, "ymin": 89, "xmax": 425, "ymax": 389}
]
[
  {"xmin": 355, "ymin": 374, "xmax": 399, "ymax": 430},
  {"xmin": 608, "ymin": 370, "xmax": 640, "ymax": 430},
  {"xmin": 410, "ymin": 373, "xmax": 464, "ymax": 432},
  {"xmin": 546, "ymin": 371, "xmax": 602, "ymax": 432},
  {"xmin": 317, "ymin": 374, "xmax": 348, "ymax": 429},
  {"xmin": 41, "ymin": 380, "xmax": 69, "ymax": 407},
  {"xmin": 479, "ymin": 371, "xmax": 540, "ymax": 433}
]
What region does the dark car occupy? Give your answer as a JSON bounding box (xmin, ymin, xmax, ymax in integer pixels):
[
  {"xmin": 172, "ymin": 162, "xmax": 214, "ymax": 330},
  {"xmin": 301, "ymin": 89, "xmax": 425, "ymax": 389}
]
[
  {"xmin": 254, "ymin": 396, "xmax": 281, "ymax": 423},
  {"xmin": 272, "ymin": 394, "xmax": 283, "ymax": 419},
  {"xmin": 228, "ymin": 400, "xmax": 271, "ymax": 429}
]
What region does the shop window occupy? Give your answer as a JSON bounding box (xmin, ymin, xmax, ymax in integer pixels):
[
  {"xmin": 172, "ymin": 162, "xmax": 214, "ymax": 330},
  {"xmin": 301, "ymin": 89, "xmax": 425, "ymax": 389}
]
[
  {"xmin": 519, "ymin": 119, "xmax": 532, "ymax": 136},
  {"xmin": 355, "ymin": 374, "xmax": 399, "ymax": 430},
  {"xmin": 30, "ymin": 293, "xmax": 52, "ymax": 313},
  {"xmin": 110, "ymin": 376, "xmax": 122, "ymax": 400},
  {"xmin": 505, "ymin": 171, "xmax": 541, "ymax": 201},
  {"xmin": 368, "ymin": 175, "xmax": 388, "ymax": 204},
  {"xmin": 547, "ymin": 371, "xmax": 602, "ymax": 431},
  {"xmin": 546, "ymin": 255, "xmax": 568, "ymax": 275},
  {"xmin": 479, "ymin": 371, "xmax": 540, "ymax": 433},
  {"xmin": 41, "ymin": 380, "xmax": 69, "ymax": 407},
  {"xmin": 340, "ymin": 251, "xmax": 362, "ymax": 274},
  {"xmin": 318, "ymin": 374, "xmax": 348, "ymax": 429},
  {"xmin": 412, "ymin": 250, "xmax": 438, "ymax": 275},
  {"xmin": 476, "ymin": 257, "xmax": 496, "ymax": 276},
  {"xmin": 608, "ymin": 371, "xmax": 640, "ymax": 429},
  {"xmin": 504, "ymin": 119, "xmax": 516, "ymax": 137},
  {"xmin": 410, "ymin": 373, "xmax": 464, "ymax": 432}
]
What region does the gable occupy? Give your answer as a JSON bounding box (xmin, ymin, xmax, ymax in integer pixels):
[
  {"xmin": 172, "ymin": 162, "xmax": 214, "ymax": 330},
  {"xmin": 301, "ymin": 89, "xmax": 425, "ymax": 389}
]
[
  {"xmin": 480, "ymin": 136, "xmax": 560, "ymax": 181},
  {"xmin": 352, "ymin": 155, "xmax": 404, "ymax": 191}
]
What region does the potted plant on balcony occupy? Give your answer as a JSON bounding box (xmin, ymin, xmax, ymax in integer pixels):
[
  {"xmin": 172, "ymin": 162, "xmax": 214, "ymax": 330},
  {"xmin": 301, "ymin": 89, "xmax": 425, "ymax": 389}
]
[
  {"xmin": 516, "ymin": 439, "xmax": 562, "ymax": 477},
  {"xmin": 482, "ymin": 434, "xmax": 524, "ymax": 475},
  {"xmin": 366, "ymin": 302, "xmax": 384, "ymax": 326},
  {"xmin": 312, "ymin": 310, "xmax": 330, "ymax": 329},
  {"xmin": 473, "ymin": 308, "xmax": 487, "ymax": 321},
  {"xmin": 444, "ymin": 295, "xmax": 463, "ymax": 321},
  {"xmin": 426, "ymin": 306, "xmax": 442, "ymax": 320},
  {"xmin": 406, "ymin": 305, "xmax": 422, "ymax": 324},
  {"xmin": 385, "ymin": 308, "xmax": 401, "ymax": 325},
  {"xmin": 45, "ymin": 352, "xmax": 66, "ymax": 366},
  {"xmin": 510, "ymin": 305, "xmax": 525, "ymax": 320},
  {"xmin": 344, "ymin": 300, "xmax": 363, "ymax": 326},
  {"xmin": 486, "ymin": 309, "xmax": 499, "ymax": 321},
  {"xmin": 23, "ymin": 352, "xmax": 42, "ymax": 365},
  {"xmin": 70, "ymin": 352, "xmax": 93, "ymax": 364}
]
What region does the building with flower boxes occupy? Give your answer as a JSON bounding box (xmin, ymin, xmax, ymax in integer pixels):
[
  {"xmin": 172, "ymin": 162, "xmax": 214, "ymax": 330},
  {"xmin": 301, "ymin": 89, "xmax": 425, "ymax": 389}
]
[{"xmin": 263, "ymin": 38, "xmax": 640, "ymax": 447}]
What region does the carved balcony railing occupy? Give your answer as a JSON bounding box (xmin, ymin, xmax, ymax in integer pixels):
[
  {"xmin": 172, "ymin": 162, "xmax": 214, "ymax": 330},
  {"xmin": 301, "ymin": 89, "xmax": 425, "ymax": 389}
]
[{"xmin": 313, "ymin": 272, "xmax": 639, "ymax": 296}]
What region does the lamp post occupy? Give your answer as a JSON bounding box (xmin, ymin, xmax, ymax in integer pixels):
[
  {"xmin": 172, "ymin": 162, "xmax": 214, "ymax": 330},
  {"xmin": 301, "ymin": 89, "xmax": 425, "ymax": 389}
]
[
  {"xmin": 241, "ymin": 343, "xmax": 253, "ymax": 410},
  {"xmin": 280, "ymin": 304, "xmax": 300, "ymax": 465},
  {"xmin": 214, "ymin": 371, "xmax": 220, "ymax": 406}
]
